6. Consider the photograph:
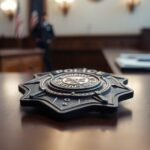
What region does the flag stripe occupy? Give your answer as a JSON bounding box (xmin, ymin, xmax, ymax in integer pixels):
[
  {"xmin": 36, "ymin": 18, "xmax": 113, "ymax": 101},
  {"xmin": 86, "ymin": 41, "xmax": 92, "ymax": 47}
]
[{"xmin": 15, "ymin": 0, "xmax": 24, "ymax": 39}]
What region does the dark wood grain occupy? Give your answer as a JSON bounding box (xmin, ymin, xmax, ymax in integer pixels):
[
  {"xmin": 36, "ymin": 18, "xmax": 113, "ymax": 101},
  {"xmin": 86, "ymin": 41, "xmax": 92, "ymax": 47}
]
[
  {"xmin": 52, "ymin": 49, "xmax": 112, "ymax": 72},
  {"xmin": 0, "ymin": 73, "xmax": 150, "ymax": 150},
  {"xmin": 0, "ymin": 35, "xmax": 140, "ymax": 49},
  {"xmin": 141, "ymin": 29, "xmax": 150, "ymax": 50}
]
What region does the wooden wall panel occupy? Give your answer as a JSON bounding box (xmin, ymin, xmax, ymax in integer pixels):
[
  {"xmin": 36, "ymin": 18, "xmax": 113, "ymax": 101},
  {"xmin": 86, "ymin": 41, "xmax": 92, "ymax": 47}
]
[
  {"xmin": 52, "ymin": 50, "xmax": 112, "ymax": 72},
  {"xmin": 52, "ymin": 35, "xmax": 140, "ymax": 51},
  {"xmin": 0, "ymin": 35, "xmax": 141, "ymax": 50},
  {"xmin": 141, "ymin": 29, "xmax": 150, "ymax": 50},
  {"xmin": 1, "ymin": 33, "xmax": 149, "ymax": 72}
]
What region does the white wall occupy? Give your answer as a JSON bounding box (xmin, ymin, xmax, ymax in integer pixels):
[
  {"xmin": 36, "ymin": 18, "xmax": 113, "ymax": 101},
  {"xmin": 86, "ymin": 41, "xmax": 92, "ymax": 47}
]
[
  {"xmin": 0, "ymin": 0, "xmax": 150, "ymax": 37},
  {"xmin": 48, "ymin": 0, "xmax": 150, "ymax": 36},
  {"xmin": 0, "ymin": 0, "xmax": 28, "ymax": 37}
]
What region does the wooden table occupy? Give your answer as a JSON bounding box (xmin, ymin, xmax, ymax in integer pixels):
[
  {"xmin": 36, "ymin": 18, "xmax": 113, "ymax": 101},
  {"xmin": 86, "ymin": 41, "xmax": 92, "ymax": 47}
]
[{"xmin": 0, "ymin": 73, "xmax": 150, "ymax": 150}]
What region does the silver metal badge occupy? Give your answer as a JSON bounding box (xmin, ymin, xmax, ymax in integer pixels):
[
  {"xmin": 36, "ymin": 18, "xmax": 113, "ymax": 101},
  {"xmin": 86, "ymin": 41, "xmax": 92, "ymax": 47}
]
[{"xmin": 19, "ymin": 68, "xmax": 134, "ymax": 117}]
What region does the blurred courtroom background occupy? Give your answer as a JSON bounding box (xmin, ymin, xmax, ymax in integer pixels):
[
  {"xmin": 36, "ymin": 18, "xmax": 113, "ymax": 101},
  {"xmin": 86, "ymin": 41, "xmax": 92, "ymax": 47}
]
[{"xmin": 0, "ymin": 0, "xmax": 150, "ymax": 73}]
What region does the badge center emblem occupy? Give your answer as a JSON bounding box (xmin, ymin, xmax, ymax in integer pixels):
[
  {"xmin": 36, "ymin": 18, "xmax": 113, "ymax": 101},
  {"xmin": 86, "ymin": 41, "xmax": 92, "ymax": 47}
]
[
  {"xmin": 62, "ymin": 76, "xmax": 89, "ymax": 85},
  {"xmin": 50, "ymin": 73, "xmax": 101, "ymax": 90}
]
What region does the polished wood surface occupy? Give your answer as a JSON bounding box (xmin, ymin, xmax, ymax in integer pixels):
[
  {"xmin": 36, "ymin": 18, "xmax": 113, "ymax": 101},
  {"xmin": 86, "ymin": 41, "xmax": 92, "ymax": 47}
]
[
  {"xmin": 0, "ymin": 73, "xmax": 150, "ymax": 150},
  {"xmin": 0, "ymin": 49, "xmax": 43, "ymax": 73}
]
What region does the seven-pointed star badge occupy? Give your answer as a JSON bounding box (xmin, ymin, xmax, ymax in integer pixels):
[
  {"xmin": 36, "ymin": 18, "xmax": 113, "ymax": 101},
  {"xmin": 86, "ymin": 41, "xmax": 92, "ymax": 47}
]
[{"xmin": 19, "ymin": 68, "xmax": 134, "ymax": 118}]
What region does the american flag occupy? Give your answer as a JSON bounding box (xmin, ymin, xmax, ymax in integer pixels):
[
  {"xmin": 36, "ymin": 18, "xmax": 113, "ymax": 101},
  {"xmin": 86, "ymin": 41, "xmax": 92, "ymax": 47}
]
[{"xmin": 15, "ymin": 0, "xmax": 24, "ymax": 38}]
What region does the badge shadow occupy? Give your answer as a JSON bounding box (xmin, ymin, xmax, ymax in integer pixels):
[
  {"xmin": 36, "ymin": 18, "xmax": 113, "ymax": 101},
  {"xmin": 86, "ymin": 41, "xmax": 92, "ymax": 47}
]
[{"xmin": 21, "ymin": 105, "xmax": 132, "ymax": 131}]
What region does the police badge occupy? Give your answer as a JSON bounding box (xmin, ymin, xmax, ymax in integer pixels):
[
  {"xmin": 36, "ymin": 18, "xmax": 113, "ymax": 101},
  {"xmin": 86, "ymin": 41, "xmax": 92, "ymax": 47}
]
[{"xmin": 19, "ymin": 68, "xmax": 133, "ymax": 118}]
